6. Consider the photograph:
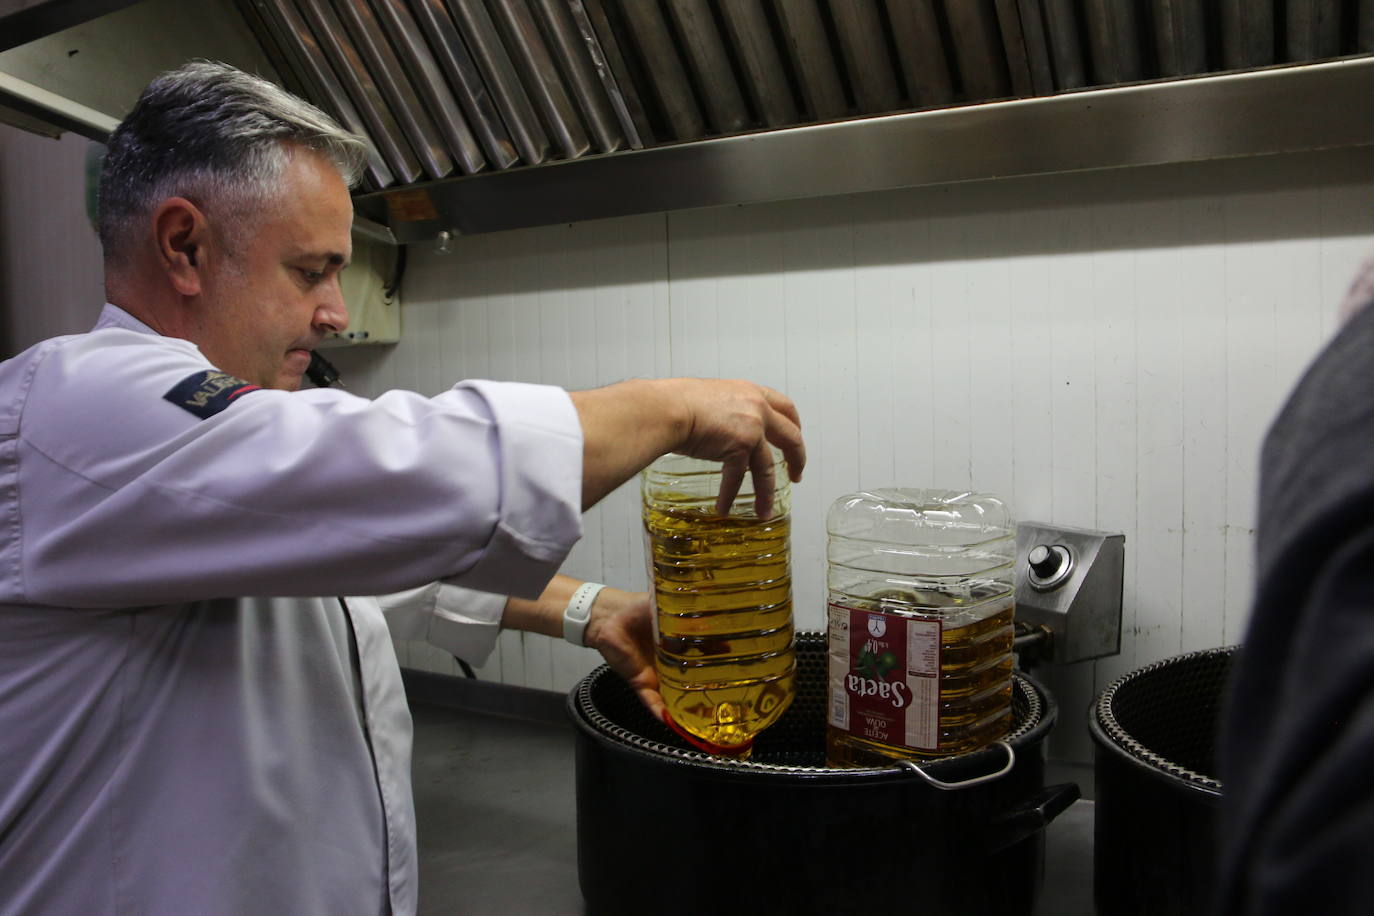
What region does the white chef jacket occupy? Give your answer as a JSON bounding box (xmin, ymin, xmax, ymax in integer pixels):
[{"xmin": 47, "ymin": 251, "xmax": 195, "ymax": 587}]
[
  {"xmin": 0, "ymin": 304, "xmax": 583, "ymax": 915},
  {"xmin": 379, "ymin": 582, "xmax": 507, "ymax": 667}
]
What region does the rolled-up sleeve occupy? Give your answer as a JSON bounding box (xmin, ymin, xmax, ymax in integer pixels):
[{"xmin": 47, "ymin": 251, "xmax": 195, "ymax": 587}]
[{"xmin": 440, "ymin": 380, "xmax": 582, "ymax": 598}]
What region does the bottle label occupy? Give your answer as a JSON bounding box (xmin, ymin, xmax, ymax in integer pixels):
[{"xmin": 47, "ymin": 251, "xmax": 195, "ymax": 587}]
[{"xmin": 827, "ymin": 602, "xmax": 941, "ymax": 752}]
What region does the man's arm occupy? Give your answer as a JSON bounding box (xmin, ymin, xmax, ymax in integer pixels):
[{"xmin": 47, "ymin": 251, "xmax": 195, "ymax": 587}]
[
  {"xmin": 500, "ymin": 574, "xmax": 663, "ymax": 719},
  {"xmin": 570, "ymin": 377, "xmax": 805, "ymax": 517}
]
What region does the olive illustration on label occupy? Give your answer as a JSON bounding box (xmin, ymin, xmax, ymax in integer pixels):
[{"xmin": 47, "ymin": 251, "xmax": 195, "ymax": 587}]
[
  {"xmin": 856, "ymin": 648, "xmax": 899, "ymax": 681},
  {"xmin": 876, "ymin": 651, "xmax": 897, "ymax": 677}
]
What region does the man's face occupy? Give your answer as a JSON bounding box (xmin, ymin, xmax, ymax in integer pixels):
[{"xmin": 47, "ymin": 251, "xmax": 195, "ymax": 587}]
[{"xmin": 195, "ymin": 149, "xmax": 353, "ymax": 391}]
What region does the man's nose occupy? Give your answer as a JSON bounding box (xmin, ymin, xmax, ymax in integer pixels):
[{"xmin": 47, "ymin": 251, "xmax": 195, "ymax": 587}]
[{"xmin": 315, "ymin": 278, "xmax": 350, "ymax": 335}]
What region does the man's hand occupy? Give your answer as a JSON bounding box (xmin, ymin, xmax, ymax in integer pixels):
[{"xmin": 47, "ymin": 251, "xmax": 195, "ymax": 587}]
[
  {"xmin": 582, "ymin": 587, "xmax": 665, "ymax": 720},
  {"xmin": 664, "ymin": 378, "xmax": 804, "ymax": 517},
  {"xmin": 571, "ymin": 377, "xmax": 805, "ymax": 517}
]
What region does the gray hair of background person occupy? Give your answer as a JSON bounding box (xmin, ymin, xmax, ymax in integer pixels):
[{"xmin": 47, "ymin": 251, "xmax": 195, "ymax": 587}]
[{"xmin": 96, "ymin": 59, "xmax": 369, "ymax": 264}]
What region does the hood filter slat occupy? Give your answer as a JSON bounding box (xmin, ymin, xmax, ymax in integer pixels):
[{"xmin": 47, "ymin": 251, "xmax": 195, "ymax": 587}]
[
  {"xmin": 828, "ymin": 0, "xmax": 903, "ymax": 113},
  {"xmin": 445, "ymin": 0, "xmax": 552, "ymax": 165},
  {"xmin": 666, "ymin": 0, "xmax": 751, "ymax": 134},
  {"xmin": 293, "ymin": 0, "xmax": 425, "ymax": 183},
  {"xmin": 533, "ymin": 0, "xmax": 628, "ymax": 152},
  {"xmin": 334, "ymin": 0, "xmax": 457, "ymax": 179},
  {"xmin": 238, "ymin": 0, "xmax": 1374, "ymax": 193},
  {"xmin": 1083, "ymin": 0, "xmax": 1146, "ymax": 84},
  {"xmin": 771, "ymin": 0, "xmax": 847, "ymax": 121},
  {"xmin": 615, "ymin": 0, "xmax": 707, "ymax": 140},
  {"xmin": 251, "ymin": 0, "xmax": 395, "ymax": 188},
  {"xmin": 408, "ymin": 0, "xmax": 519, "ymax": 169},
  {"xmin": 487, "ymin": 0, "xmax": 590, "ymax": 159},
  {"xmin": 572, "ymin": 0, "xmax": 652, "ymax": 145},
  {"xmin": 1221, "ymin": 0, "xmax": 1276, "ymax": 68},
  {"xmin": 718, "ymin": 0, "xmax": 798, "ymax": 127},
  {"xmin": 371, "ymin": 0, "xmax": 489, "ymax": 174}
]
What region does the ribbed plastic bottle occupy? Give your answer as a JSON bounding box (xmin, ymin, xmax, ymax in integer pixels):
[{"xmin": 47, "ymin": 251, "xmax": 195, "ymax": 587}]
[
  {"xmin": 642, "ymin": 453, "xmax": 795, "ymax": 756},
  {"xmin": 825, "ymin": 489, "xmax": 1016, "ymax": 766}
]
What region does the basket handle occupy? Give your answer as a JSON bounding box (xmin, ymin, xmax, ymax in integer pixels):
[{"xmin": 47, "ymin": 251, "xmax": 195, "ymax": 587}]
[{"xmin": 896, "ymin": 740, "xmax": 1015, "ymax": 790}]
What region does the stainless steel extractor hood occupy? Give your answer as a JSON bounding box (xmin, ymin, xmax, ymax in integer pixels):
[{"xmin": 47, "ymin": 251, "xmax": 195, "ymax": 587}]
[{"xmin": 5, "ymin": 0, "xmax": 1374, "ymax": 244}]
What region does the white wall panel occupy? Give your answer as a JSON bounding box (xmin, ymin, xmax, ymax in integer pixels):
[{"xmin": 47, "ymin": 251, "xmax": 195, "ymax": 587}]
[
  {"xmin": 1178, "ymin": 201, "xmax": 1230, "ymax": 657},
  {"xmin": 849, "ymin": 201, "xmax": 901, "ymax": 494},
  {"xmin": 1037, "ymin": 203, "xmax": 1100, "ymax": 760},
  {"xmin": 331, "ymin": 146, "xmax": 1374, "ymax": 762},
  {"xmin": 1130, "ymin": 212, "xmax": 1187, "ymax": 682}
]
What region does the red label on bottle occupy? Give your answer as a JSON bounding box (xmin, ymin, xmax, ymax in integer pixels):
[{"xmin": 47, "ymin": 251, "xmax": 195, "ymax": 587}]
[{"xmin": 828, "ymin": 603, "xmax": 941, "ymax": 751}]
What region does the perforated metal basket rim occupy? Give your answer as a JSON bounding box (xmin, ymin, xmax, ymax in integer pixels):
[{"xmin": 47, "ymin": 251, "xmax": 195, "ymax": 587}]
[
  {"xmin": 572, "ymin": 665, "xmax": 1044, "ymax": 777},
  {"xmin": 1094, "ymin": 645, "xmax": 1236, "ymax": 792}
]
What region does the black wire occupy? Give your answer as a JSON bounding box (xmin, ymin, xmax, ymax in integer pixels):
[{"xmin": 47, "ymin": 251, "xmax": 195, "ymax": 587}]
[{"xmin": 383, "ymin": 244, "xmax": 407, "ymax": 301}]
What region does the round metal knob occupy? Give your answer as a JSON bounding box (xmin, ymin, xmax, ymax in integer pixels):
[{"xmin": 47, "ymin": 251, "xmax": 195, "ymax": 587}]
[
  {"xmin": 1027, "ymin": 544, "xmax": 1073, "ymax": 590},
  {"xmin": 1029, "ymin": 544, "xmax": 1061, "ymax": 578}
]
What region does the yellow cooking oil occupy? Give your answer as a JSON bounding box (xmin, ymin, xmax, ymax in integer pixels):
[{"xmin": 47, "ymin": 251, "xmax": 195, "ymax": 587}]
[
  {"xmin": 825, "ymin": 489, "xmax": 1016, "ymax": 766},
  {"xmin": 826, "ymin": 595, "xmax": 1014, "ymax": 767},
  {"xmin": 642, "ymin": 454, "xmax": 795, "ymax": 755}
]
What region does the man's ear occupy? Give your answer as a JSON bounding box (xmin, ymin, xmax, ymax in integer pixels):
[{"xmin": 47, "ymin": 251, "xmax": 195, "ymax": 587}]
[{"xmin": 153, "ymin": 197, "xmax": 209, "ymax": 297}]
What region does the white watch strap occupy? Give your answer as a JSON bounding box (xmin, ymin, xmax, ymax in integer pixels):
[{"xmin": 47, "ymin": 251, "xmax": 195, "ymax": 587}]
[{"xmin": 562, "ymin": 582, "xmax": 606, "ymax": 647}]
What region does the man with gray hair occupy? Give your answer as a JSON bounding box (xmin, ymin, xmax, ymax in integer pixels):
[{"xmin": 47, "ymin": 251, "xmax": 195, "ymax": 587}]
[{"xmin": 0, "ymin": 61, "xmax": 805, "ymax": 915}]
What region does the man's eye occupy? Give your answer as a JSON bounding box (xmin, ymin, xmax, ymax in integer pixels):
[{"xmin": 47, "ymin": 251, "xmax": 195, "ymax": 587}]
[{"xmin": 300, "ymin": 269, "xmax": 325, "ymax": 283}]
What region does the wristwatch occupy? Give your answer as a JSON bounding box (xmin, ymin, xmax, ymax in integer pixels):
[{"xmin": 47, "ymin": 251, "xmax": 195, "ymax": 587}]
[{"xmin": 562, "ymin": 581, "xmax": 607, "ymax": 647}]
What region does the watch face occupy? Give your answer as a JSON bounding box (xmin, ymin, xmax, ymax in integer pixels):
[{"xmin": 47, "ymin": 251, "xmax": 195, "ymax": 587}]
[{"xmin": 867, "ymin": 615, "xmax": 887, "ymax": 639}]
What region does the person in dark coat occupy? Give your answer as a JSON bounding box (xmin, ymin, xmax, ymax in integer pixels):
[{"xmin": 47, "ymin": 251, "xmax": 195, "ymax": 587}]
[{"xmin": 1217, "ymin": 257, "xmax": 1374, "ymax": 915}]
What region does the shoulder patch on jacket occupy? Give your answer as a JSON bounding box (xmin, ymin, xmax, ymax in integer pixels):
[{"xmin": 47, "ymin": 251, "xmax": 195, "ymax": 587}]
[{"xmin": 164, "ymin": 370, "xmax": 262, "ymax": 419}]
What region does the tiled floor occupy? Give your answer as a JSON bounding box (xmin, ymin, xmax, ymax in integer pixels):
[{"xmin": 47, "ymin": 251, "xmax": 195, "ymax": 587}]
[{"xmin": 409, "ymin": 701, "xmax": 1097, "ymax": 915}]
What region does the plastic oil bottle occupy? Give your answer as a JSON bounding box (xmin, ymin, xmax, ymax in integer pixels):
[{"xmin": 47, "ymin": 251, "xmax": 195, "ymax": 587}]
[
  {"xmin": 642, "ymin": 453, "xmax": 795, "ymax": 756},
  {"xmin": 825, "ymin": 489, "xmax": 1016, "ymax": 766}
]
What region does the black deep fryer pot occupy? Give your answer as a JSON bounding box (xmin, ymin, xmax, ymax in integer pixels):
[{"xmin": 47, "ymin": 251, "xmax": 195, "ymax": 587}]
[
  {"xmin": 1090, "ymin": 646, "xmax": 1231, "ymax": 916},
  {"xmin": 569, "ymin": 632, "xmax": 1079, "ymax": 916}
]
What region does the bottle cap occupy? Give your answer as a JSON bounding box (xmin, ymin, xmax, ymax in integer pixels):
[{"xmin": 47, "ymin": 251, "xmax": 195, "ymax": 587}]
[{"xmin": 660, "ymin": 710, "xmax": 755, "ymax": 758}]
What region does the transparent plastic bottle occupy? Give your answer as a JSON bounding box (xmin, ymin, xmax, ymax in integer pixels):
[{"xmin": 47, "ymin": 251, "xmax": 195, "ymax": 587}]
[
  {"xmin": 642, "ymin": 453, "xmax": 795, "ymax": 756},
  {"xmin": 825, "ymin": 489, "xmax": 1016, "ymax": 766}
]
